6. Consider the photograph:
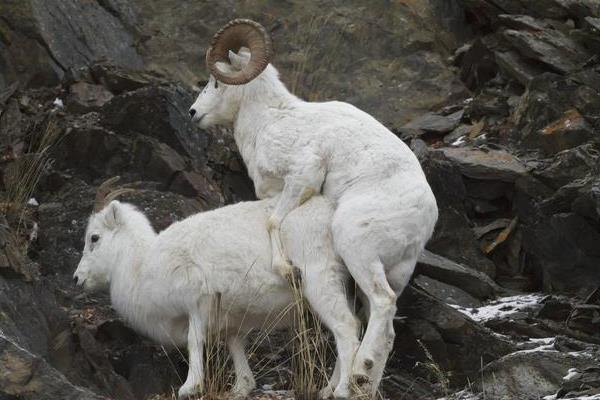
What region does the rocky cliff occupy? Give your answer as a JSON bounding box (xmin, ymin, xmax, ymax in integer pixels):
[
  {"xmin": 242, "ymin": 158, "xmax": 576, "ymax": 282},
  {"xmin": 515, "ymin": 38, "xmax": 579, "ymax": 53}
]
[{"xmin": 0, "ymin": 1, "xmax": 599, "ymax": 399}]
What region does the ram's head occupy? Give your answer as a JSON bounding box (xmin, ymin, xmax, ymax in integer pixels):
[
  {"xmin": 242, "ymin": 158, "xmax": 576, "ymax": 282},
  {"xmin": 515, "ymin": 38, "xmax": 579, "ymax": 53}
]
[{"xmin": 189, "ymin": 19, "xmax": 273, "ymax": 129}]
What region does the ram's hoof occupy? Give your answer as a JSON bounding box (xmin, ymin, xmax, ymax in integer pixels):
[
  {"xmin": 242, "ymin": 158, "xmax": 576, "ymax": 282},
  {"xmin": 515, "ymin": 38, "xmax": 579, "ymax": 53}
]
[{"xmin": 350, "ymin": 373, "xmax": 373, "ymax": 399}]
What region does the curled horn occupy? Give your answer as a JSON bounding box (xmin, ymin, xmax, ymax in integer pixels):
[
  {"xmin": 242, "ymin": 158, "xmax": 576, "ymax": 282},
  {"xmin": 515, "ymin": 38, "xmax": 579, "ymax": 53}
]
[
  {"xmin": 206, "ymin": 19, "xmax": 273, "ymax": 85},
  {"xmin": 93, "ymin": 177, "xmax": 135, "ymax": 212}
]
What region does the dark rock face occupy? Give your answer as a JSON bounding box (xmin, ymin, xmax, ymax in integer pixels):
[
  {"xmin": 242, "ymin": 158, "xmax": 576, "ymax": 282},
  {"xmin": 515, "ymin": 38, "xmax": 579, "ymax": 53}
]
[
  {"xmin": 393, "ymin": 285, "xmax": 515, "ymax": 385},
  {"xmin": 0, "ymin": 0, "xmax": 142, "ymax": 87}
]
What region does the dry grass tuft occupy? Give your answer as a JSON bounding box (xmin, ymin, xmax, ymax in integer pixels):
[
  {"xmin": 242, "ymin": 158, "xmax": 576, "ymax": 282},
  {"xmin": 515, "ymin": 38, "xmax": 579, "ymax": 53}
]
[
  {"xmin": 416, "ymin": 339, "xmax": 450, "ymax": 396},
  {"xmin": 2, "ymin": 119, "xmax": 63, "ymax": 234}
]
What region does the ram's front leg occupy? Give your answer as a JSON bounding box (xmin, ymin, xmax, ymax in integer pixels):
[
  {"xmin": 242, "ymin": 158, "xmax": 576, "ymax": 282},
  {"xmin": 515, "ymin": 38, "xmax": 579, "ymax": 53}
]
[
  {"xmin": 267, "ymin": 181, "xmax": 306, "ymax": 277},
  {"xmin": 268, "ymin": 160, "xmax": 325, "ymax": 278},
  {"xmin": 178, "ymin": 313, "xmax": 206, "ymax": 399}
]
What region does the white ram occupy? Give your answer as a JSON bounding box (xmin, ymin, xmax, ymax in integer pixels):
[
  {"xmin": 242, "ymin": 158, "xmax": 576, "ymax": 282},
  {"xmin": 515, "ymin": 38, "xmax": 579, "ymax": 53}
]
[
  {"xmin": 73, "ymin": 178, "xmax": 360, "ymax": 399},
  {"xmin": 189, "ymin": 19, "xmax": 439, "ymax": 394}
]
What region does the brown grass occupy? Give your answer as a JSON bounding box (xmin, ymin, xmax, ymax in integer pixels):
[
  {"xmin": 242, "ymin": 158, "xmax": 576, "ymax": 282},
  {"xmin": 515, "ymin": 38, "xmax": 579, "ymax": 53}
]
[{"xmin": 2, "ymin": 118, "xmax": 64, "ymax": 236}]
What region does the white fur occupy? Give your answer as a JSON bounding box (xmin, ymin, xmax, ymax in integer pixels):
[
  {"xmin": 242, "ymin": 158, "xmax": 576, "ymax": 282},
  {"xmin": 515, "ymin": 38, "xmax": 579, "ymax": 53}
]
[
  {"xmin": 190, "ymin": 49, "xmax": 439, "ymax": 393},
  {"xmin": 74, "ymin": 197, "xmax": 360, "ymax": 399}
]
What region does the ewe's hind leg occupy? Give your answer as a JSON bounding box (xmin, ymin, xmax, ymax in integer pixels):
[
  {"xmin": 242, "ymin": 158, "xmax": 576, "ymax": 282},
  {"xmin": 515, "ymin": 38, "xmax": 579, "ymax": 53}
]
[
  {"xmin": 179, "ymin": 313, "xmax": 206, "ymax": 399},
  {"xmin": 227, "ymin": 335, "xmax": 256, "ymax": 398},
  {"xmin": 319, "ymin": 358, "xmax": 341, "ymax": 399},
  {"xmin": 303, "ymin": 267, "xmax": 361, "ymax": 399}
]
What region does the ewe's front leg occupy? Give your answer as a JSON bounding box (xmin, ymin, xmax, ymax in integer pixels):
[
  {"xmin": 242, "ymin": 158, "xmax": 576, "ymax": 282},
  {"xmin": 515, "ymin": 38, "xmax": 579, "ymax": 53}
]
[
  {"xmin": 178, "ymin": 314, "xmax": 205, "ymax": 399},
  {"xmin": 228, "ymin": 335, "xmax": 256, "ymax": 398}
]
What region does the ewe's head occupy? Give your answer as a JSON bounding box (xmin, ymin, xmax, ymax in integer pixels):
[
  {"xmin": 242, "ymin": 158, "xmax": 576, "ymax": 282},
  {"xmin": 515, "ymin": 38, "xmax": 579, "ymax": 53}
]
[
  {"xmin": 189, "ymin": 19, "xmax": 279, "ymax": 129},
  {"xmin": 74, "ymin": 201, "xmax": 128, "ymax": 292},
  {"xmin": 73, "ymin": 178, "xmax": 141, "ymax": 292}
]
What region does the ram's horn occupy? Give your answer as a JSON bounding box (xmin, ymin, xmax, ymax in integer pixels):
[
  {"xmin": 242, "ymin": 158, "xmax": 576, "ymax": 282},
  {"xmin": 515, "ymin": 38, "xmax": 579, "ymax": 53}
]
[
  {"xmin": 206, "ymin": 19, "xmax": 273, "ymax": 85},
  {"xmin": 94, "ymin": 177, "xmax": 134, "ymax": 212}
]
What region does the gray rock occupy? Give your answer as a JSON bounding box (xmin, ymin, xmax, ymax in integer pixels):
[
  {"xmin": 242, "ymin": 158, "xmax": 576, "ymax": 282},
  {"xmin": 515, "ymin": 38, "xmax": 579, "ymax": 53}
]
[
  {"xmin": 478, "ymin": 347, "xmax": 598, "ymax": 399},
  {"xmin": 513, "ymin": 72, "xmax": 600, "ymax": 155},
  {"xmin": 495, "ymin": 50, "xmax": 547, "ymax": 86},
  {"xmin": 497, "ymin": 14, "xmax": 551, "ymax": 31},
  {"xmin": 523, "ymin": 212, "xmax": 600, "ymax": 292},
  {"xmin": 416, "ymin": 250, "xmax": 502, "ymax": 300},
  {"xmin": 395, "ymin": 284, "xmax": 515, "ymax": 385},
  {"xmin": 422, "ymin": 151, "xmax": 497, "ymax": 276},
  {"xmin": 534, "ymin": 142, "xmax": 600, "ymax": 189},
  {"xmin": 436, "ymin": 147, "xmax": 528, "ymax": 182},
  {"xmin": 0, "ymin": 0, "xmax": 142, "ymax": 88},
  {"xmin": 0, "ymin": 333, "xmax": 103, "ymax": 400},
  {"xmin": 402, "ymin": 110, "xmax": 464, "ymax": 137},
  {"xmin": 66, "ymin": 82, "xmax": 113, "ymax": 113},
  {"xmin": 503, "ymin": 28, "xmax": 589, "ymax": 74},
  {"xmin": 414, "ymin": 275, "xmax": 482, "ymax": 308}
]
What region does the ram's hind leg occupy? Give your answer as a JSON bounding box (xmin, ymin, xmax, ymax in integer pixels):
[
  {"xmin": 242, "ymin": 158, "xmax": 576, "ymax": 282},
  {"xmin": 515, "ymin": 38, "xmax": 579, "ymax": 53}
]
[
  {"xmin": 303, "ymin": 266, "xmax": 361, "ymax": 399},
  {"xmin": 347, "ymin": 256, "xmax": 397, "ymax": 397}
]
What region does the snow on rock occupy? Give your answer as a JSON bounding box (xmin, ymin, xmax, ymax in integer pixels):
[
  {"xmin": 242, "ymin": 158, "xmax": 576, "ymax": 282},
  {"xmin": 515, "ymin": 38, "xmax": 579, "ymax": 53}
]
[{"xmin": 451, "ymin": 293, "xmax": 544, "ymax": 322}]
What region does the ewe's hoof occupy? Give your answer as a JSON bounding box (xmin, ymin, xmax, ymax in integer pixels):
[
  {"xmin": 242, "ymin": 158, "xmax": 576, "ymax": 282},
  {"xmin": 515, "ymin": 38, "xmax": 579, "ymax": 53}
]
[
  {"xmin": 319, "ymin": 384, "xmax": 334, "ymax": 399},
  {"xmin": 332, "ymin": 383, "xmax": 352, "ymax": 399},
  {"xmin": 177, "ymin": 382, "xmax": 202, "ymax": 399}
]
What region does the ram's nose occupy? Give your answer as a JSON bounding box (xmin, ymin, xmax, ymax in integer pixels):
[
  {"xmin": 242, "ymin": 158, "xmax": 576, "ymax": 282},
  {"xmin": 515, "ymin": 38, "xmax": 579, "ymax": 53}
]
[{"xmin": 189, "ymin": 108, "xmax": 196, "ymax": 119}]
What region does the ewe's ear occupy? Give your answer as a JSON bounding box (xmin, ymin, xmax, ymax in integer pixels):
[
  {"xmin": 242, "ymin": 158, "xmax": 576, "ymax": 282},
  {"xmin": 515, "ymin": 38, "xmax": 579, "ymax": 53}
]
[
  {"xmin": 228, "ymin": 49, "xmax": 250, "ymax": 70},
  {"xmin": 103, "ymin": 201, "xmax": 124, "ymax": 229}
]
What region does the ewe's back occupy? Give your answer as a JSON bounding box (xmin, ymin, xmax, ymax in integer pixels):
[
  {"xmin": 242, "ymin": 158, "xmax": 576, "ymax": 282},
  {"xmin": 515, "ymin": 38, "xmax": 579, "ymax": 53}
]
[{"xmin": 146, "ymin": 200, "xmax": 278, "ymax": 299}]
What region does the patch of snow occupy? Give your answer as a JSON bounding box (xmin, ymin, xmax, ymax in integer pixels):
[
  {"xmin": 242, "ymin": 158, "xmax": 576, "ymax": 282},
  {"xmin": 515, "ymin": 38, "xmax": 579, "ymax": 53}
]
[
  {"xmin": 53, "ymin": 98, "xmax": 64, "ymax": 108},
  {"xmin": 29, "ymin": 222, "xmax": 39, "ymax": 242},
  {"xmin": 451, "ymin": 136, "xmax": 466, "ymax": 146},
  {"xmin": 529, "ymin": 337, "xmax": 555, "ymax": 345},
  {"xmin": 512, "ymin": 342, "xmax": 557, "ymax": 354},
  {"xmin": 563, "ymin": 368, "xmax": 581, "ymax": 381},
  {"xmin": 544, "ymin": 395, "xmax": 600, "ymax": 400},
  {"xmin": 451, "ymin": 293, "xmax": 544, "ymax": 322},
  {"xmin": 27, "ymin": 197, "xmax": 39, "ymax": 206},
  {"xmin": 516, "ymin": 337, "xmax": 556, "ymax": 350}
]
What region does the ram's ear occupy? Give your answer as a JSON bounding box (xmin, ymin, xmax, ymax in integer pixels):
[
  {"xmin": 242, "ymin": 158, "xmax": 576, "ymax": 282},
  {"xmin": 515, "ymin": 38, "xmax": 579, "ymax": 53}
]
[
  {"xmin": 103, "ymin": 201, "xmax": 124, "ymax": 229},
  {"xmin": 228, "ymin": 48, "xmax": 250, "ymax": 70}
]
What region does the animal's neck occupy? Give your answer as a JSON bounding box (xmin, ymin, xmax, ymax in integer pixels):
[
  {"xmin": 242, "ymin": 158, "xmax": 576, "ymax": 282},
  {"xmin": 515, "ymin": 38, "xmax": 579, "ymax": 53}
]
[
  {"xmin": 233, "ymin": 76, "xmax": 298, "ymax": 162},
  {"xmin": 108, "ymin": 222, "xmax": 158, "ymax": 340}
]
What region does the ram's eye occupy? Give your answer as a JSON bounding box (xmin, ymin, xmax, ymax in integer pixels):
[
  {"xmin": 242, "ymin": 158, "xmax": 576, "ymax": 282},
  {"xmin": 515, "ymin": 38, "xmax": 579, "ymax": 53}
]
[
  {"xmin": 91, "ymin": 234, "xmax": 100, "ymax": 243},
  {"xmin": 214, "ymin": 80, "xmax": 219, "ymax": 89}
]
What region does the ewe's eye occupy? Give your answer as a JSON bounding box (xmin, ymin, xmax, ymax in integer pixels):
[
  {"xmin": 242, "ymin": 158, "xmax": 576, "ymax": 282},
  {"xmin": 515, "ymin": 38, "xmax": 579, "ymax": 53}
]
[{"xmin": 91, "ymin": 234, "xmax": 100, "ymax": 243}]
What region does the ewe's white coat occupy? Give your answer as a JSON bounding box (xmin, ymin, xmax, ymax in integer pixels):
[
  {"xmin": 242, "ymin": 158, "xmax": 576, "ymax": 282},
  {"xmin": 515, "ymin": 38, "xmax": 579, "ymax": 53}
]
[
  {"xmin": 190, "ymin": 50, "xmax": 439, "ymax": 392},
  {"xmin": 74, "ymin": 197, "xmax": 360, "ymax": 399}
]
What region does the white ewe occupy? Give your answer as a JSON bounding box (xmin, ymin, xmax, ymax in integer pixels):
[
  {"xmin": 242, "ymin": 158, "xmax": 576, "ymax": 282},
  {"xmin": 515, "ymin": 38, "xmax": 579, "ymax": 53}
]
[
  {"xmin": 189, "ymin": 19, "xmax": 439, "ymax": 394},
  {"xmin": 73, "ymin": 178, "xmax": 360, "ymax": 399}
]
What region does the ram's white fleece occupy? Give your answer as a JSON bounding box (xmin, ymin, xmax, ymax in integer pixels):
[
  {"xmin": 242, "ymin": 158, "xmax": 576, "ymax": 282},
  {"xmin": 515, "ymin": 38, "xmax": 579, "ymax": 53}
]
[{"xmin": 190, "ymin": 49, "xmax": 439, "ymax": 394}]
